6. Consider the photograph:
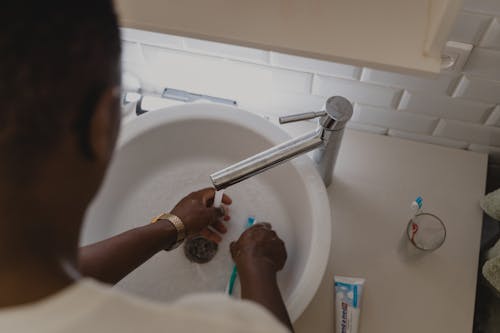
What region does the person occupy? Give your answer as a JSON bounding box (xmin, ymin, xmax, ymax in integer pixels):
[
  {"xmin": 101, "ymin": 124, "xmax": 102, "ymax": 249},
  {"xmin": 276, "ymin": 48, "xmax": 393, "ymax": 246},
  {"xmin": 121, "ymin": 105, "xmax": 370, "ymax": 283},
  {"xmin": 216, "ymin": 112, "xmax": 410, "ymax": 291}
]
[{"xmin": 0, "ymin": 1, "xmax": 293, "ymax": 332}]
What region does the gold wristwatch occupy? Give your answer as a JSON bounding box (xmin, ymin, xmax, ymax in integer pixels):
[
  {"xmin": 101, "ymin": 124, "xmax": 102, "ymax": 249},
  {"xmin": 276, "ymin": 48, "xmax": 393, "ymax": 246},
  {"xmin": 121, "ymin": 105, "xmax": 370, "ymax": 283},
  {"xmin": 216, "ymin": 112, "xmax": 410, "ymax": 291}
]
[{"xmin": 150, "ymin": 213, "xmax": 186, "ymax": 251}]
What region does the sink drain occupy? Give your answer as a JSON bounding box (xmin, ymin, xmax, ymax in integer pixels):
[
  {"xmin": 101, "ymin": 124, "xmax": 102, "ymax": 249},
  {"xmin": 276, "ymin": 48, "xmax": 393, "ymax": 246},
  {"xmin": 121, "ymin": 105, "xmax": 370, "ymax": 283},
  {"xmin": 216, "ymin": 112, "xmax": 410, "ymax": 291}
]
[{"xmin": 184, "ymin": 236, "xmax": 218, "ymax": 264}]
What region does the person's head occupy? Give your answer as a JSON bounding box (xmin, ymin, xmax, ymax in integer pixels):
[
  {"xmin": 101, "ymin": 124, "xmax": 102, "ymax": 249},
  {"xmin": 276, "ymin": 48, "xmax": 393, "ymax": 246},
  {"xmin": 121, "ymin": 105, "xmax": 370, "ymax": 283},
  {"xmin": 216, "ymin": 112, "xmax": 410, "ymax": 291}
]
[{"xmin": 0, "ymin": 1, "xmax": 121, "ymax": 243}]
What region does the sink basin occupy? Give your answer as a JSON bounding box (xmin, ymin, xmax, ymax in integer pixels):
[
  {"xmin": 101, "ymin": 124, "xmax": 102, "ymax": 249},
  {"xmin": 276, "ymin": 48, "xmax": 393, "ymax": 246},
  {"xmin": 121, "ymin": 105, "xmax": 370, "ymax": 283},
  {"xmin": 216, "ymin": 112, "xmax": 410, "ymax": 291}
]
[{"xmin": 81, "ymin": 103, "xmax": 331, "ymax": 321}]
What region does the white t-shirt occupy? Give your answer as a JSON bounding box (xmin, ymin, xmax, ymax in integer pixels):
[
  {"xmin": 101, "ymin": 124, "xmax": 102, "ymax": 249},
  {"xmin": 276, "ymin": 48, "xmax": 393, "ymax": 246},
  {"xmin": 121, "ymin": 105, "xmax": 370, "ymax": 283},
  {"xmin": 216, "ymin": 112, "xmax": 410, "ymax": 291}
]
[{"xmin": 0, "ymin": 279, "xmax": 289, "ymax": 333}]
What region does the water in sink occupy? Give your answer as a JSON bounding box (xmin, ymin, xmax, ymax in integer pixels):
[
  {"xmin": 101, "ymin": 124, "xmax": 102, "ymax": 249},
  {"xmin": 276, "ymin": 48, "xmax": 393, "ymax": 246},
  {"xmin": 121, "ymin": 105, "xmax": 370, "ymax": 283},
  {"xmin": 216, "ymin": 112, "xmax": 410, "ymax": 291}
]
[
  {"xmin": 213, "ymin": 189, "xmax": 224, "ymax": 208},
  {"xmin": 83, "ymin": 159, "xmax": 295, "ymax": 301}
]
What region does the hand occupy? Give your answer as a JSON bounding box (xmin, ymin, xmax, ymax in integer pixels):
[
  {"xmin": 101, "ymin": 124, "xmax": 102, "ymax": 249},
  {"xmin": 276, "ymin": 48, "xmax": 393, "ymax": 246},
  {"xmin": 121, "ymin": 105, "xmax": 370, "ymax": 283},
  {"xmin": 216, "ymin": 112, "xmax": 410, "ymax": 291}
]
[
  {"xmin": 230, "ymin": 223, "xmax": 287, "ymax": 273},
  {"xmin": 230, "ymin": 224, "xmax": 293, "ymax": 331},
  {"xmin": 171, "ymin": 188, "xmax": 231, "ymax": 243}
]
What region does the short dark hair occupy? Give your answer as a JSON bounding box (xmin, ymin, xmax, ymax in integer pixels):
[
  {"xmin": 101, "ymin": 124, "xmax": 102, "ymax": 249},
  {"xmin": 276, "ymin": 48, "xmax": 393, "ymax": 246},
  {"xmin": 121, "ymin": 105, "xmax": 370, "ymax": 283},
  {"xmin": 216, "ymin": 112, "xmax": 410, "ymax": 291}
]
[{"xmin": 0, "ymin": 1, "xmax": 121, "ymax": 167}]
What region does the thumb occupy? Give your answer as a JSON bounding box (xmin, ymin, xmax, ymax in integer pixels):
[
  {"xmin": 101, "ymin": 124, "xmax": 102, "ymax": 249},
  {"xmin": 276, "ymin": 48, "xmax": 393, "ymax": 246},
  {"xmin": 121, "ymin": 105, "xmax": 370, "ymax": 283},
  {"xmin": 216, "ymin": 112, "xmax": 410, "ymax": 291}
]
[{"xmin": 230, "ymin": 241, "xmax": 236, "ymax": 256}]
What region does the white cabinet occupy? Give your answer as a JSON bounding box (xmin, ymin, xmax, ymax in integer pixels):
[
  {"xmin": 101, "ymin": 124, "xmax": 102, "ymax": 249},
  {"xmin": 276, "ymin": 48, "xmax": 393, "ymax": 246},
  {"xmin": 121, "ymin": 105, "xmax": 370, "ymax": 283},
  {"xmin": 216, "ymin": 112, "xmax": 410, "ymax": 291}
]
[{"xmin": 115, "ymin": 0, "xmax": 463, "ymax": 74}]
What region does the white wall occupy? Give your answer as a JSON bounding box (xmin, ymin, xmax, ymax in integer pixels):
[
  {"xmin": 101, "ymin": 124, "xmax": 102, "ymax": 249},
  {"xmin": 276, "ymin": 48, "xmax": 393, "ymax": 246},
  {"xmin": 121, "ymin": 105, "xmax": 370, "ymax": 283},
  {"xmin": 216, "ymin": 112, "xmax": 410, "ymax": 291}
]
[{"xmin": 120, "ymin": 0, "xmax": 500, "ymax": 164}]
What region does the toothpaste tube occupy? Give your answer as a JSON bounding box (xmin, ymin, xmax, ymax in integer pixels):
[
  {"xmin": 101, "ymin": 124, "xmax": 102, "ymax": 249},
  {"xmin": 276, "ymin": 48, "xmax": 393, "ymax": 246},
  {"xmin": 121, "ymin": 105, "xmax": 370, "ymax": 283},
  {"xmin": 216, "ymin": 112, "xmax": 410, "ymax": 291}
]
[{"xmin": 334, "ymin": 276, "xmax": 365, "ymax": 333}]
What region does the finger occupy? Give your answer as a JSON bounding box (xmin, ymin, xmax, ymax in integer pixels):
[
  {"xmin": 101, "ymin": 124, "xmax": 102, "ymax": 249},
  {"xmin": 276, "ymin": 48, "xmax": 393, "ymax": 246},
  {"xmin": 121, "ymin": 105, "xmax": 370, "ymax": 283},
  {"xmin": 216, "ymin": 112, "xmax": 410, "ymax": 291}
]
[
  {"xmin": 215, "ymin": 206, "xmax": 225, "ymax": 217},
  {"xmin": 223, "ymin": 215, "xmax": 231, "ymax": 222},
  {"xmin": 223, "ymin": 206, "xmax": 230, "ymax": 219},
  {"xmin": 198, "ymin": 188, "xmax": 216, "ymax": 205},
  {"xmin": 212, "ymin": 220, "xmax": 227, "ymax": 234},
  {"xmin": 264, "ymin": 230, "xmax": 278, "ymax": 241},
  {"xmin": 230, "ymin": 241, "xmax": 236, "ymax": 255},
  {"xmin": 207, "ymin": 207, "xmax": 223, "ymax": 225},
  {"xmin": 200, "ymin": 228, "xmax": 222, "ymax": 243},
  {"xmin": 254, "ymin": 222, "xmax": 272, "ymax": 229},
  {"xmin": 222, "ymin": 194, "xmax": 232, "ymax": 205},
  {"xmin": 207, "ymin": 226, "xmax": 223, "ymax": 242}
]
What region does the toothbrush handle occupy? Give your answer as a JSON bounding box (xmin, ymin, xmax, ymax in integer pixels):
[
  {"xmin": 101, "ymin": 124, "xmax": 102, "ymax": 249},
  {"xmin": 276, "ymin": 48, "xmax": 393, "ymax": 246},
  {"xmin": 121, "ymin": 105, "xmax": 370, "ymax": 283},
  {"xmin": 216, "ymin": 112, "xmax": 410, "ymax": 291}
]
[
  {"xmin": 227, "ymin": 265, "xmax": 238, "ymax": 295},
  {"xmin": 227, "ymin": 217, "xmax": 255, "ymax": 295}
]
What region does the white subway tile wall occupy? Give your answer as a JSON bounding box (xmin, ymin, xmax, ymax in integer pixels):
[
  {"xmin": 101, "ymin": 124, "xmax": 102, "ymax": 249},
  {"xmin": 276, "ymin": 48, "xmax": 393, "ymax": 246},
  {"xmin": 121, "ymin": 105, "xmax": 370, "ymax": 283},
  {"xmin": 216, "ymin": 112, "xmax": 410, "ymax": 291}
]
[
  {"xmin": 479, "ymin": 17, "xmax": 500, "ymax": 50},
  {"xmin": 360, "ymin": 68, "xmax": 457, "ymax": 95},
  {"xmin": 141, "ymin": 45, "xmax": 272, "ymax": 110},
  {"xmin": 449, "ymin": 12, "xmax": 492, "ymax": 44},
  {"xmin": 271, "ymin": 68, "xmax": 312, "ymax": 94},
  {"xmin": 352, "ymin": 104, "xmax": 439, "ymax": 134},
  {"xmin": 313, "ymin": 75, "xmax": 401, "ymax": 108},
  {"xmin": 120, "ymin": 1, "xmax": 500, "ymax": 164},
  {"xmin": 452, "ymin": 75, "xmax": 500, "ymax": 104},
  {"xmin": 121, "ymin": 41, "xmax": 143, "ymax": 64},
  {"xmin": 271, "ymin": 91, "xmax": 326, "ymax": 114},
  {"xmin": 464, "ymin": 48, "xmax": 500, "ymax": 81},
  {"xmin": 270, "ymin": 53, "xmax": 361, "ymax": 80},
  {"xmin": 346, "ymin": 122, "xmax": 388, "ymax": 135},
  {"xmin": 464, "ymin": 0, "xmax": 500, "ymax": 16},
  {"xmin": 388, "ymin": 129, "xmax": 469, "ymax": 149},
  {"xmin": 434, "ymin": 119, "xmax": 500, "ymax": 146},
  {"xmin": 121, "ymin": 28, "xmax": 184, "ymax": 49},
  {"xmin": 398, "ymin": 90, "xmax": 493, "ymax": 122},
  {"xmin": 486, "ymin": 106, "xmax": 500, "ymax": 126},
  {"xmin": 184, "ymin": 37, "xmax": 270, "ymax": 64}
]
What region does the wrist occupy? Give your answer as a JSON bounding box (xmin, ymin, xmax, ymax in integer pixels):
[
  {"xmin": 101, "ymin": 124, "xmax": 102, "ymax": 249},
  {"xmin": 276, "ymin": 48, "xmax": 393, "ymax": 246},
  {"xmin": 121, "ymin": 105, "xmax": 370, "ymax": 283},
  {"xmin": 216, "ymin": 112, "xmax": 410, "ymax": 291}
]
[
  {"xmin": 150, "ymin": 213, "xmax": 186, "ymax": 251},
  {"xmin": 146, "ymin": 219, "xmax": 178, "ymax": 251},
  {"xmin": 237, "ymin": 258, "xmax": 278, "ymax": 280},
  {"xmin": 169, "ymin": 211, "xmax": 192, "ymax": 236}
]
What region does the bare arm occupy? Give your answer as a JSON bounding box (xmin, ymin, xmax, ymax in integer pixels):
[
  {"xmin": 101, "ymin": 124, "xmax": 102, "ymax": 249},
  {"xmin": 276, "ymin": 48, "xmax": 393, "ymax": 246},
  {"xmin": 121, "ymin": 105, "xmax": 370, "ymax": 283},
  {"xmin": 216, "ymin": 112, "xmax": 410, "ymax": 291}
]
[
  {"xmin": 230, "ymin": 224, "xmax": 294, "ymax": 332},
  {"xmin": 79, "ymin": 188, "xmax": 231, "ymax": 284},
  {"xmin": 79, "ymin": 221, "xmax": 176, "ymax": 284},
  {"xmin": 239, "ymin": 262, "xmax": 293, "ymax": 331}
]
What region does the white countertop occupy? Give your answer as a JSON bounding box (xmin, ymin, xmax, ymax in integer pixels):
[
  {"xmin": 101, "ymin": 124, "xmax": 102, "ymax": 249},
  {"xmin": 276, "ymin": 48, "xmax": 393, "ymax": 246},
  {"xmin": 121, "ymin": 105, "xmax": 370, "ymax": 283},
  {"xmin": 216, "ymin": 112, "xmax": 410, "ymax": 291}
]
[{"xmin": 279, "ymin": 122, "xmax": 488, "ymax": 333}]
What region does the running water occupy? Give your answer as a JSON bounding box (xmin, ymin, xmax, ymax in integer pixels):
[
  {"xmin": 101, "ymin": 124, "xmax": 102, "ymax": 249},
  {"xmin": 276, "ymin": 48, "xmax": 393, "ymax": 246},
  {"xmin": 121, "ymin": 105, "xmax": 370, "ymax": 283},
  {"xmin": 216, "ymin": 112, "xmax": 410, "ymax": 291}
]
[{"xmin": 213, "ymin": 189, "xmax": 224, "ymax": 208}]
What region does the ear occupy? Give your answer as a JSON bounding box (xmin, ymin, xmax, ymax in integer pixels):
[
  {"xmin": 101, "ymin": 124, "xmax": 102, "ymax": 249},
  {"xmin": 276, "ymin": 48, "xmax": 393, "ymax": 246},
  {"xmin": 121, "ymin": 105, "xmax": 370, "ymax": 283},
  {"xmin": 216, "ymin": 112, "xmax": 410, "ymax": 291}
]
[{"xmin": 89, "ymin": 87, "xmax": 120, "ymax": 162}]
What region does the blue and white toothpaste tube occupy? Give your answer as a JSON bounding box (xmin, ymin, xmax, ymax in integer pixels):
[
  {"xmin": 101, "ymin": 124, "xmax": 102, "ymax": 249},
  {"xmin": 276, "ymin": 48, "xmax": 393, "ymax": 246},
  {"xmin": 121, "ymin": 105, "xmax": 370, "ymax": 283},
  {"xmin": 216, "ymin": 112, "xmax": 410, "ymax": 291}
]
[{"xmin": 334, "ymin": 276, "xmax": 365, "ymax": 333}]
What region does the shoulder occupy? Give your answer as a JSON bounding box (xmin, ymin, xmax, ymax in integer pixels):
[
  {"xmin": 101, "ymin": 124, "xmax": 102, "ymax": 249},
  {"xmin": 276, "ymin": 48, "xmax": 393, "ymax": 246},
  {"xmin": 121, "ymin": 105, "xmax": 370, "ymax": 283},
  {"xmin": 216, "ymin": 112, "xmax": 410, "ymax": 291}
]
[
  {"xmin": 175, "ymin": 293, "xmax": 289, "ymax": 331},
  {"xmin": 84, "ymin": 280, "xmax": 289, "ymax": 333}
]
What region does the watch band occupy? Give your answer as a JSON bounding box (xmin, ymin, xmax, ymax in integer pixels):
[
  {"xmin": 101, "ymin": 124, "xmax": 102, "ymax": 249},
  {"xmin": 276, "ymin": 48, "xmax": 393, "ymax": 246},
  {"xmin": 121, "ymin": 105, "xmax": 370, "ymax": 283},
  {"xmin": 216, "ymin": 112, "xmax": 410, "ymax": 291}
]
[{"xmin": 150, "ymin": 213, "xmax": 186, "ymax": 250}]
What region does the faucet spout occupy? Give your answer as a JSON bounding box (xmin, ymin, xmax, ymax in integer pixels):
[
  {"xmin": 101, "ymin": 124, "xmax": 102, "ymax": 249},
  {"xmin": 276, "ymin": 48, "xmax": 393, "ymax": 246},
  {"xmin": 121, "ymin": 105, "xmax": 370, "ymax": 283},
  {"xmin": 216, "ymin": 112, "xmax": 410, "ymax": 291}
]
[
  {"xmin": 210, "ymin": 96, "xmax": 353, "ymax": 191},
  {"xmin": 210, "ymin": 129, "xmax": 323, "ymax": 190}
]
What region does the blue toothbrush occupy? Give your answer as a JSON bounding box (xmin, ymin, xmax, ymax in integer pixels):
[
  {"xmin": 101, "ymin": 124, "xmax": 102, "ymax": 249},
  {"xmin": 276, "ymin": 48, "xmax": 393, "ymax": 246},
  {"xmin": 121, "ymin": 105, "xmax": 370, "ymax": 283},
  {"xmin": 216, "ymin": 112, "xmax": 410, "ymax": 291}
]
[{"xmin": 227, "ymin": 216, "xmax": 255, "ymax": 295}]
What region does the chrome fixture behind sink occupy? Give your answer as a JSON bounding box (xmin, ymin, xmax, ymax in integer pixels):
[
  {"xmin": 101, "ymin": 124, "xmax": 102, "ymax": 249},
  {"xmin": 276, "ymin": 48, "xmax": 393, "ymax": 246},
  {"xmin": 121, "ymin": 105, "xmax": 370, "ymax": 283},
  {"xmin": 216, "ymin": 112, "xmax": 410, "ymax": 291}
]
[{"xmin": 210, "ymin": 96, "xmax": 353, "ymax": 190}]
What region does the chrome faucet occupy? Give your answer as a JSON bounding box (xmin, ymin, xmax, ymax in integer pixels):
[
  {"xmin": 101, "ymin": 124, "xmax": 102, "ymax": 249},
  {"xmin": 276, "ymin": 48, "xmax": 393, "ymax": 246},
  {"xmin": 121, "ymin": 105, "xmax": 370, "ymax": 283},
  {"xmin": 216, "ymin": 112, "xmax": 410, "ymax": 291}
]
[{"xmin": 210, "ymin": 96, "xmax": 353, "ymax": 190}]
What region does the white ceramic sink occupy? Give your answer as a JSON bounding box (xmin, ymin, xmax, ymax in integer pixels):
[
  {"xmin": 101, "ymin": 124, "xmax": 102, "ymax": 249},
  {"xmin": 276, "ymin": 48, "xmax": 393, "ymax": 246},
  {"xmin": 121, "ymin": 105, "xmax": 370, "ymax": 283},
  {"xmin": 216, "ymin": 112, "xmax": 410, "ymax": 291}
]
[{"xmin": 81, "ymin": 103, "xmax": 331, "ymax": 321}]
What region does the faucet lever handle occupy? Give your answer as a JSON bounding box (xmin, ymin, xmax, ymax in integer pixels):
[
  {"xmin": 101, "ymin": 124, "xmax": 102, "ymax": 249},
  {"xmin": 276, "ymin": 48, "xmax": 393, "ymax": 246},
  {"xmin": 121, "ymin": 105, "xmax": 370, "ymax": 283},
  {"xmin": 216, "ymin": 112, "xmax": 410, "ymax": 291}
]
[{"xmin": 279, "ymin": 111, "xmax": 327, "ymax": 124}]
